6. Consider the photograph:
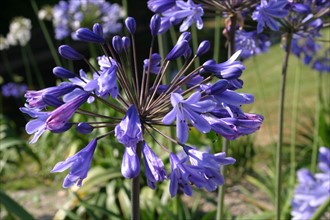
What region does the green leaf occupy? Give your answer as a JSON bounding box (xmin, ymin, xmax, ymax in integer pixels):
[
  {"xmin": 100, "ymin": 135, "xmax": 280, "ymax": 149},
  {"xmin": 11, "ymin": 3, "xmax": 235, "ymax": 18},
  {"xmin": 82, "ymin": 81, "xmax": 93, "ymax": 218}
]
[{"xmin": 0, "ymin": 190, "xmax": 35, "ymax": 220}]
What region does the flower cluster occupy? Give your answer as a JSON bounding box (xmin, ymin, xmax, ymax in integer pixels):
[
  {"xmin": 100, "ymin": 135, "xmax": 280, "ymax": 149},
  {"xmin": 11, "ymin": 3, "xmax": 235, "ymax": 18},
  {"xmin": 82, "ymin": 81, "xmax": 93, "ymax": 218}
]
[
  {"xmin": 21, "ymin": 16, "xmax": 263, "ymax": 195},
  {"xmin": 235, "ymin": 29, "xmax": 271, "ymax": 60},
  {"xmin": 1, "ymin": 82, "xmax": 27, "ymax": 98},
  {"xmin": 2, "ymin": 17, "xmax": 32, "ymax": 48},
  {"xmin": 51, "ymin": 0, "xmax": 124, "ymax": 40},
  {"xmin": 291, "ymin": 146, "xmax": 330, "ymax": 220}
]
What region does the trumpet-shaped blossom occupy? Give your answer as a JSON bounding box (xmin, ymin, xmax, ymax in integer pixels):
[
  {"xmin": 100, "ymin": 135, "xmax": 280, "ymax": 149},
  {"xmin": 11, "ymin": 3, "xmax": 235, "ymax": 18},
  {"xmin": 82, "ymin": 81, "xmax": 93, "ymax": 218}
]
[
  {"xmin": 162, "ymin": 92, "xmax": 216, "ymax": 143},
  {"xmin": 142, "ymin": 142, "xmax": 167, "ymax": 189},
  {"xmin": 121, "ymin": 145, "xmax": 140, "ymax": 178},
  {"xmin": 24, "ymin": 82, "xmax": 75, "ymax": 109},
  {"xmin": 115, "ymin": 105, "xmax": 143, "ymax": 147},
  {"xmin": 51, "ymin": 139, "xmax": 97, "ymax": 188},
  {"xmin": 252, "ymin": 0, "xmax": 289, "ymax": 33}
]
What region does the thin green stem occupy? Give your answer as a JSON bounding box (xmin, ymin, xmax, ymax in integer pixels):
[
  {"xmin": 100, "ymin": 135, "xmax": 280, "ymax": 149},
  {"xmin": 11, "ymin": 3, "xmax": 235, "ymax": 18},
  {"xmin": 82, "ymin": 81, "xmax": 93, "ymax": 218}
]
[
  {"xmin": 190, "ymin": 25, "xmax": 199, "ymax": 68},
  {"xmin": 30, "ymin": 0, "xmax": 62, "ymax": 67},
  {"xmin": 311, "ymin": 73, "xmax": 321, "ymax": 173},
  {"xmin": 216, "ymin": 14, "xmax": 236, "ymax": 220},
  {"xmin": 276, "ymin": 33, "xmax": 292, "ymax": 220},
  {"xmin": 216, "ymin": 139, "xmax": 228, "ymax": 220},
  {"xmin": 1, "ymin": 50, "xmax": 14, "ymax": 77},
  {"xmin": 21, "ymin": 46, "xmax": 33, "ymax": 88},
  {"xmin": 26, "ymin": 43, "xmax": 44, "ymax": 88},
  {"xmin": 213, "ymin": 12, "xmax": 221, "ymax": 62},
  {"xmin": 131, "ymin": 141, "xmax": 142, "ymax": 220}
]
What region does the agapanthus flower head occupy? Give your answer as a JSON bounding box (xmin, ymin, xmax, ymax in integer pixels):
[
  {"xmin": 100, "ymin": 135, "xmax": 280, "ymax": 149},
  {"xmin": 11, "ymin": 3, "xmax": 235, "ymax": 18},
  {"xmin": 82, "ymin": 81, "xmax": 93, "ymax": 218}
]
[
  {"xmin": 21, "ymin": 16, "xmax": 262, "ymax": 195},
  {"xmin": 291, "ymin": 146, "xmax": 330, "ymax": 220},
  {"xmin": 235, "ymin": 29, "xmax": 271, "ymax": 59},
  {"xmin": 52, "ymin": 0, "xmax": 124, "ymax": 40},
  {"xmin": 1, "ymin": 82, "xmax": 27, "ymax": 98}
]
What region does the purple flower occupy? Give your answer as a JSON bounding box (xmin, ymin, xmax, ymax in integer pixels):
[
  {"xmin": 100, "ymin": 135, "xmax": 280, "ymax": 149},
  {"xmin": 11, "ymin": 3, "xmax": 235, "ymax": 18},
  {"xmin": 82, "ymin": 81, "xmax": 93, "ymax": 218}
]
[
  {"xmin": 76, "ymin": 122, "xmax": 94, "ymax": 134},
  {"xmin": 235, "ymin": 29, "xmax": 271, "ymax": 59},
  {"xmin": 75, "ymin": 28, "xmax": 105, "ymax": 44},
  {"xmin": 125, "ymin": 17, "xmax": 136, "ymax": 35},
  {"xmin": 115, "ymin": 105, "xmax": 143, "ymax": 147},
  {"xmin": 291, "ymin": 146, "xmax": 330, "ymax": 219},
  {"xmin": 162, "ymin": 92, "xmax": 216, "ymax": 143},
  {"xmin": 158, "ymin": 0, "xmax": 204, "ymax": 33},
  {"xmin": 166, "ymin": 40, "xmax": 190, "ymax": 61},
  {"xmin": 1, "ymin": 82, "xmax": 27, "ymax": 98},
  {"xmin": 51, "ymin": 139, "xmax": 97, "ymax": 188},
  {"xmin": 121, "ymin": 144, "xmax": 140, "ymax": 178},
  {"xmin": 150, "ymin": 14, "xmax": 161, "ymax": 37},
  {"xmin": 142, "ymin": 142, "xmax": 167, "ymax": 189},
  {"xmin": 252, "ymin": 0, "xmax": 289, "ymax": 33},
  {"xmin": 46, "ymin": 92, "xmax": 90, "ymax": 131},
  {"xmin": 24, "ymin": 82, "xmax": 75, "ymax": 109},
  {"xmin": 52, "ymin": 0, "xmax": 123, "ymax": 40},
  {"xmin": 58, "ymin": 45, "xmax": 84, "ymax": 60}
]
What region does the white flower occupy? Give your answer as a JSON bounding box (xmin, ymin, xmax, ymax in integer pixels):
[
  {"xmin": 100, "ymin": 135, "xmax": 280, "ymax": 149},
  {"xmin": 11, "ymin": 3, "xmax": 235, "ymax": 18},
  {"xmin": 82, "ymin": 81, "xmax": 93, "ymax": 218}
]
[{"xmin": 6, "ymin": 17, "xmax": 32, "ymax": 46}]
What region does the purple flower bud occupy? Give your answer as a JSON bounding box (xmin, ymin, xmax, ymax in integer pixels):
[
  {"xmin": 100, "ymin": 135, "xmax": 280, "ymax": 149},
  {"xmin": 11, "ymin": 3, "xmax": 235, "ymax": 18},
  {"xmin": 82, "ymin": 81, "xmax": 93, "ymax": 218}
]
[
  {"xmin": 112, "ymin": 35, "xmax": 123, "ymax": 54},
  {"xmin": 75, "ymin": 28, "xmax": 105, "ymax": 44},
  {"xmin": 122, "ymin": 36, "xmax": 130, "ymax": 50},
  {"xmin": 178, "ymin": 32, "xmax": 191, "ymax": 42},
  {"xmin": 76, "ymin": 122, "xmax": 94, "ymax": 134},
  {"xmin": 121, "ymin": 146, "xmax": 140, "ymax": 178},
  {"xmin": 196, "ymin": 40, "xmax": 210, "ymax": 56},
  {"xmin": 58, "ymin": 45, "xmax": 83, "ymax": 60},
  {"xmin": 125, "ymin": 17, "xmax": 136, "ymax": 35},
  {"xmin": 53, "ymin": 66, "xmax": 76, "ymax": 78},
  {"xmin": 166, "ymin": 40, "xmax": 189, "ymax": 61},
  {"xmin": 42, "ymin": 94, "xmax": 64, "ymax": 107},
  {"xmin": 150, "ymin": 14, "xmax": 161, "ymax": 37},
  {"xmin": 52, "ymin": 123, "xmax": 73, "ymax": 133},
  {"xmin": 209, "ymin": 80, "xmax": 229, "ymax": 95},
  {"xmin": 93, "ymin": 23, "xmax": 103, "ymax": 38},
  {"xmin": 142, "ymin": 142, "xmax": 167, "ymax": 189}
]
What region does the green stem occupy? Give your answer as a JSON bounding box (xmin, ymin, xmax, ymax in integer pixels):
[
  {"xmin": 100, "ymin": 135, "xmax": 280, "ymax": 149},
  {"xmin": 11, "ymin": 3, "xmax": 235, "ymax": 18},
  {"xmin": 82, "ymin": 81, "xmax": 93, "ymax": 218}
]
[
  {"xmin": 213, "ymin": 12, "xmax": 221, "ymax": 62},
  {"xmin": 289, "ymin": 59, "xmax": 302, "ymax": 185},
  {"xmin": 216, "ymin": 139, "xmax": 229, "ymax": 220},
  {"xmin": 131, "ymin": 141, "xmax": 142, "ymax": 220},
  {"xmin": 216, "ymin": 15, "xmax": 236, "ymax": 220},
  {"xmin": 190, "ymin": 25, "xmax": 199, "ymax": 68},
  {"xmin": 310, "ymin": 196, "xmax": 330, "ymax": 220},
  {"xmin": 311, "ymin": 74, "xmax": 321, "ymax": 173},
  {"xmin": 26, "ymin": 43, "xmax": 45, "ymax": 88},
  {"xmin": 1, "ymin": 50, "xmax": 14, "ymax": 77},
  {"xmin": 30, "ymin": 0, "xmax": 62, "ymax": 67},
  {"xmin": 275, "ymin": 33, "xmax": 292, "ymax": 220},
  {"xmin": 21, "ymin": 46, "xmax": 33, "ymax": 88}
]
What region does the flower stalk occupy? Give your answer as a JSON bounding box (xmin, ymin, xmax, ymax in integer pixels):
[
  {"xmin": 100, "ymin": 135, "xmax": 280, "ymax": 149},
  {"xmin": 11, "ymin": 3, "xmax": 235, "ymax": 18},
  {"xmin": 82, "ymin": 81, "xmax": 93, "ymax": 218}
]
[{"xmin": 276, "ymin": 32, "xmax": 292, "ymax": 220}]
